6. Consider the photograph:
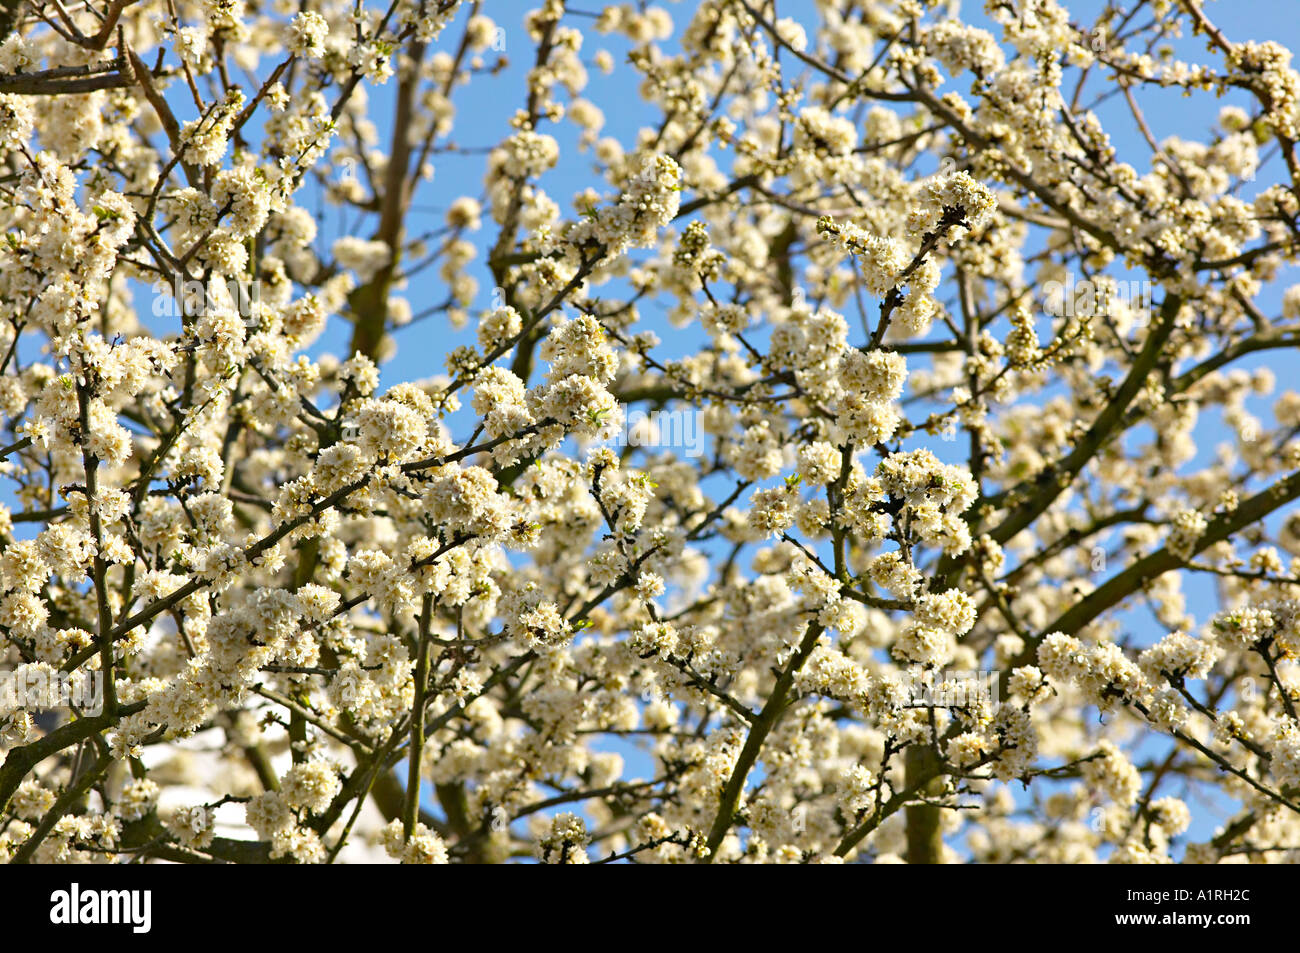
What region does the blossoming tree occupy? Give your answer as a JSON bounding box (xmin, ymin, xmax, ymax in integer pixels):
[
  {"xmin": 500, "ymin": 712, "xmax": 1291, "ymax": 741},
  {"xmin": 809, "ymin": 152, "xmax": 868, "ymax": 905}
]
[{"xmin": 1, "ymin": 0, "xmax": 1299, "ymax": 864}]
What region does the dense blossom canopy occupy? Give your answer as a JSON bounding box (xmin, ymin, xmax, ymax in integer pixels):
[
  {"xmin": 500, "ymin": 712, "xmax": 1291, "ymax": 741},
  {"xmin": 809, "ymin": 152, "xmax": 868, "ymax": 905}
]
[{"xmin": 1, "ymin": 0, "xmax": 1299, "ymax": 864}]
